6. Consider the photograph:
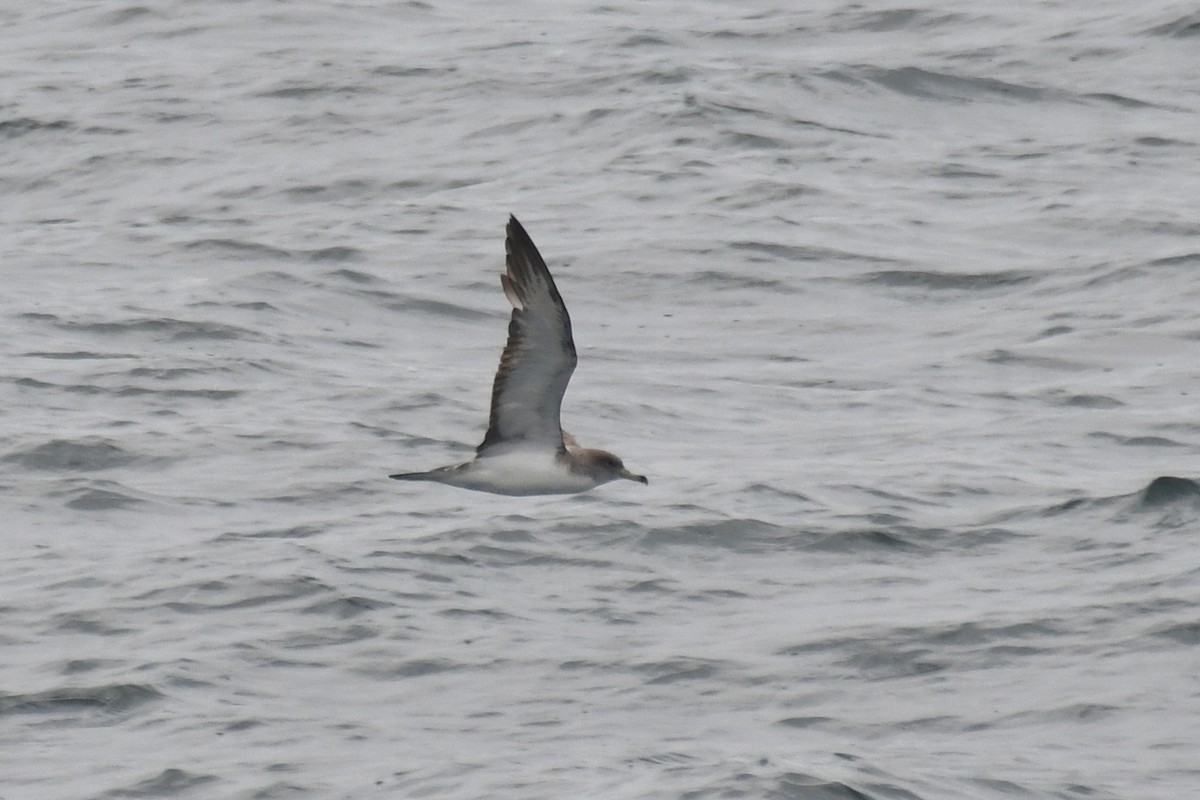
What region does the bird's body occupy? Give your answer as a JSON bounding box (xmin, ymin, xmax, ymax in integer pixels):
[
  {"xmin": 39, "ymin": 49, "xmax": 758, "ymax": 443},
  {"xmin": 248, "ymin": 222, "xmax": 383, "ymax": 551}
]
[
  {"xmin": 389, "ymin": 216, "xmax": 647, "ymax": 496},
  {"xmin": 394, "ymin": 445, "xmax": 610, "ymax": 497}
]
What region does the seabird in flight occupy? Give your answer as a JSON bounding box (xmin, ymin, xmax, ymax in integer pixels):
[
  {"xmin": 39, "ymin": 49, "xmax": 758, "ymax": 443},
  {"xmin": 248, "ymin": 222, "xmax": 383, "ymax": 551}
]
[{"xmin": 389, "ymin": 216, "xmax": 648, "ymax": 496}]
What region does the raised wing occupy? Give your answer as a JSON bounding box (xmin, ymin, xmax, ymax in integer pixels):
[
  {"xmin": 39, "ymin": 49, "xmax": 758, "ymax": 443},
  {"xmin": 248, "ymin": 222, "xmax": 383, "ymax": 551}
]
[{"xmin": 476, "ymin": 216, "xmax": 577, "ymax": 455}]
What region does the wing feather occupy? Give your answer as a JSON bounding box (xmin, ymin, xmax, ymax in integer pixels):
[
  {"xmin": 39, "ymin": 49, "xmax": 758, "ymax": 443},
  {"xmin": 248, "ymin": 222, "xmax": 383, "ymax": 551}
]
[{"xmin": 477, "ymin": 216, "xmax": 577, "ymax": 455}]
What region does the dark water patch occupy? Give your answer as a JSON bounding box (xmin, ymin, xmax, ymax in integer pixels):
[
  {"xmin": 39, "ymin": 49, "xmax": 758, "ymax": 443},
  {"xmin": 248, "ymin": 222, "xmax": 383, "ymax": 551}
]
[
  {"xmin": 373, "ymin": 64, "xmax": 458, "ymax": 78},
  {"xmin": 985, "ymin": 349, "xmax": 1090, "ymax": 371},
  {"xmin": 1124, "ymin": 436, "xmax": 1185, "ymax": 447},
  {"xmin": 1040, "ymin": 703, "xmax": 1121, "ymax": 723},
  {"xmin": 866, "ymin": 269, "xmax": 1034, "ymax": 291},
  {"xmin": 800, "ymin": 528, "xmax": 919, "ymax": 553},
  {"xmin": 624, "ymin": 578, "xmax": 676, "ymax": 594},
  {"xmin": 1146, "ymin": 251, "xmax": 1200, "ymax": 268},
  {"xmin": 24, "ymin": 350, "xmax": 136, "ymax": 360},
  {"xmin": 489, "ymin": 527, "xmax": 537, "ymax": 545},
  {"xmin": 782, "ymin": 619, "xmax": 1062, "ymax": 677},
  {"xmin": 748, "ymin": 482, "xmax": 819, "ymax": 503},
  {"xmin": 98, "ymin": 5, "xmax": 155, "ymax": 25},
  {"xmin": 233, "ymin": 300, "xmax": 278, "ymax": 312},
  {"xmin": 688, "ymin": 269, "xmax": 794, "ymax": 292},
  {"xmin": 184, "ymin": 238, "xmax": 293, "ymax": 260},
  {"xmin": 1150, "ymin": 621, "xmax": 1200, "ymax": 645},
  {"xmin": 1081, "ymin": 263, "xmax": 1145, "ymax": 288},
  {"xmin": 958, "ymin": 526, "xmax": 1026, "ymax": 546},
  {"xmin": 439, "ymin": 606, "xmax": 512, "ymax": 620},
  {"xmin": 0, "ymin": 683, "xmax": 162, "ymax": 718},
  {"xmin": 628, "ymin": 752, "xmax": 698, "ymax": 767},
  {"xmin": 280, "ymin": 623, "xmax": 379, "ymax": 648},
  {"xmin": 1003, "ymin": 484, "xmax": 1190, "ymax": 527},
  {"xmin": 1136, "ymin": 135, "xmax": 1187, "ymax": 147},
  {"xmin": 840, "ymin": 647, "xmax": 946, "ymax": 680},
  {"xmin": 620, "ymin": 33, "xmax": 674, "ymax": 48},
  {"xmin": 382, "ymin": 295, "xmax": 495, "ymax": 322},
  {"xmin": 22, "ymin": 380, "xmax": 246, "ymax": 402},
  {"xmin": 247, "ymin": 780, "xmax": 315, "ymax": 798},
  {"xmin": 778, "ymin": 715, "xmax": 834, "ymax": 728},
  {"xmin": 368, "ymin": 548, "xmax": 474, "ymax": 572},
  {"xmin": 372, "ymin": 658, "xmax": 462, "ymax": 679},
  {"xmin": 729, "ymin": 239, "xmax": 876, "ymax": 264},
  {"xmin": 60, "ymin": 658, "xmax": 121, "ymax": 675},
  {"xmin": 1146, "ymin": 12, "xmax": 1200, "ymax": 38},
  {"xmin": 1052, "ymin": 393, "xmax": 1123, "ymax": 409},
  {"xmin": 39, "ymin": 314, "xmax": 261, "ymax": 342},
  {"xmin": 640, "ymin": 518, "xmax": 789, "ymax": 552},
  {"xmin": 859, "ymin": 781, "xmax": 926, "ymax": 800},
  {"xmin": 53, "ymin": 611, "xmax": 134, "ymax": 636},
  {"xmin": 303, "ymin": 245, "xmax": 362, "ymax": 263},
  {"xmin": 773, "ymin": 772, "xmax": 877, "ymax": 800},
  {"xmin": 922, "ymin": 620, "xmax": 1065, "ymax": 647},
  {"xmin": 216, "ymin": 524, "xmax": 328, "ymax": 540},
  {"xmin": 1136, "ymin": 476, "xmax": 1200, "ymax": 508},
  {"xmin": 116, "ymin": 385, "xmax": 243, "ymax": 400},
  {"xmin": 466, "ymin": 531, "xmax": 620, "ymax": 567},
  {"xmin": 836, "ymin": 7, "xmax": 966, "ymax": 33},
  {"xmin": 641, "ymin": 518, "xmax": 930, "ymax": 555},
  {"xmin": 126, "ymin": 366, "xmax": 219, "ymax": 380},
  {"xmin": 281, "ymin": 180, "xmax": 373, "ymax": 202},
  {"xmin": 841, "ymin": 65, "xmax": 1050, "ymax": 104},
  {"xmin": 1033, "ymin": 325, "xmax": 1074, "ymax": 339},
  {"xmin": 459, "ymin": 542, "xmax": 542, "ymax": 567},
  {"xmin": 694, "ymin": 586, "xmax": 750, "ymax": 600},
  {"xmin": 638, "ymin": 66, "xmax": 693, "ymax": 85},
  {"xmin": 726, "ymin": 239, "xmax": 810, "ymax": 260},
  {"xmin": 326, "ymin": 268, "xmax": 381, "ymax": 285},
  {"xmin": 302, "ymin": 596, "xmax": 390, "ymax": 618},
  {"xmin": 934, "ymin": 164, "xmax": 999, "ymax": 179},
  {"xmin": 1086, "ymin": 253, "xmax": 1200, "ymax": 288},
  {"xmin": 257, "ymin": 83, "xmax": 373, "ymax": 100},
  {"xmin": 150, "ymin": 575, "xmax": 330, "ymax": 613},
  {"xmin": 635, "ymin": 657, "xmax": 722, "ymax": 685},
  {"xmin": 724, "ymin": 130, "xmax": 790, "ymax": 149},
  {"xmin": 222, "ymin": 719, "xmax": 262, "ymax": 733},
  {"xmin": 711, "ymin": 178, "xmax": 813, "ymax": 207},
  {"xmin": 102, "ymin": 768, "xmax": 218, "ymax": 798},
  {"xmin": 0, "ymin": 117, "xmax": 72, "ymax": 137},
  {"xmin": 5, "ymin": 438, "xmax": 137, "ymax": 471},
  {"xmin": 967, "ymin": 777, "xmax": 1041, "ymax": 797},
  {"xmin": 1036, "ymin": 496, "xmax": 1098, "ymax": 517},
  {"xmin": 19, "ymin": 311, "xmax": 61, "ymax": 324},
  {"xmin": 1089, "ymin": 432, "xmax": 1187, "ymax": 449},
  {"xmin": 469, "ymin": 117, "xmax": 545, "ymax": 140},
  {"xmin": 493, "ymin": 550, "xmax": 617, "ymax": 570},
  {"xmin": 1082, "ymin": 92, "xmax": 1158, "ymax": 109},
  {"xmin": 67, "ymin": 486, "xmax": 144, "ymax": 510}
]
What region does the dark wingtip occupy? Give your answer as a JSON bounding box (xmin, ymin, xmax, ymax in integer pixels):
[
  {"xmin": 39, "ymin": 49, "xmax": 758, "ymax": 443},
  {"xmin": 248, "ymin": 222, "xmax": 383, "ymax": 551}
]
[{"xmin": 506, "ymin": 214, "xmax": 530, "ymax": 243}]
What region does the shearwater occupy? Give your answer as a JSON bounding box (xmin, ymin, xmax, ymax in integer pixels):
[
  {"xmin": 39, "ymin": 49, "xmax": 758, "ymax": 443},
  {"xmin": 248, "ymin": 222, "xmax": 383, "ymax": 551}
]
[{"xmin": 389, "ymin": 216, "xmax": 648, "ymax": 496}]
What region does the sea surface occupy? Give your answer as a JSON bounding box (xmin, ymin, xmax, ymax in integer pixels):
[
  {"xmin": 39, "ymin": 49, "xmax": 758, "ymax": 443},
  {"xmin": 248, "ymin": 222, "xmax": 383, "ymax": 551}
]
[{"xmin": 3, "ymin": 2, "xmax": 1199, "ymax": 798}]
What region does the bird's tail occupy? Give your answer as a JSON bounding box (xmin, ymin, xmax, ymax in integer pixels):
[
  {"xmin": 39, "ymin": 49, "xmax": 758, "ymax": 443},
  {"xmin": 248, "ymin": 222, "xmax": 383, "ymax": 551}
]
[
  {"xmin": 388, "ymin": 470, "xmax": 439, "ymax": 482},
  {"xmin": 388, "ymin": 465, "xmax": 465, "ymax": 484}
]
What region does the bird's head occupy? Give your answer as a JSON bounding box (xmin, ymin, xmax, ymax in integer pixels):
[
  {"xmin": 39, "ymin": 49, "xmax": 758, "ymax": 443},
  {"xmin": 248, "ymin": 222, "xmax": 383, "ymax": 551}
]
[{"xmin": 582, "ymin": 449, "xmax": 648, "ymax": 486}]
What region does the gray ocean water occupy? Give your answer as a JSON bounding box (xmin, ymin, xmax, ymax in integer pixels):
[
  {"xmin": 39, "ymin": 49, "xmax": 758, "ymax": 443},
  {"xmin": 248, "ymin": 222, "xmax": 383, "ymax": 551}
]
[{"xmin": 3, "ymin": 2, "xmax": 1199, "ymax": 798}]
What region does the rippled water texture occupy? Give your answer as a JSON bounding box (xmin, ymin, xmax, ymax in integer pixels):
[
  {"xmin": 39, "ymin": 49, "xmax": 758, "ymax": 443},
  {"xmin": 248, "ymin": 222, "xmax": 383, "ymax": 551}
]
[{"xmin": 3, "ymin": 2, "xmax": 1199, "ymax": 798}]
